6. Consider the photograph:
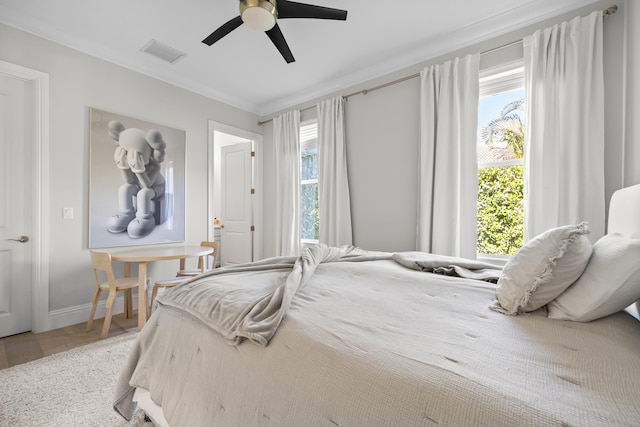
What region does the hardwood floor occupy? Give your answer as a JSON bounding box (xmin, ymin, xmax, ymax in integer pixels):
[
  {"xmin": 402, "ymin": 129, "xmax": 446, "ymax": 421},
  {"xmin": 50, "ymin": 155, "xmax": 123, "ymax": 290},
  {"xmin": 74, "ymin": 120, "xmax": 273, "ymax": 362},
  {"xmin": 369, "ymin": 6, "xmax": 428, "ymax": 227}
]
[{"xmin": 0, "ymin": 312, "xmax": 139, "ymax": 370}]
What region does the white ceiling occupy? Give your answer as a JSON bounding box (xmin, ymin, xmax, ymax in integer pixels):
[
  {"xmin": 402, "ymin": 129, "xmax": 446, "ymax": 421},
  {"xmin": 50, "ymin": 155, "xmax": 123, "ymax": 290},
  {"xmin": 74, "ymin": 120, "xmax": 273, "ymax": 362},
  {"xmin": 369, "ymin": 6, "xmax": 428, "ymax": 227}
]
[{"xmin": 0, "ymin": 0, "xmax": 598, "ymax": 116}]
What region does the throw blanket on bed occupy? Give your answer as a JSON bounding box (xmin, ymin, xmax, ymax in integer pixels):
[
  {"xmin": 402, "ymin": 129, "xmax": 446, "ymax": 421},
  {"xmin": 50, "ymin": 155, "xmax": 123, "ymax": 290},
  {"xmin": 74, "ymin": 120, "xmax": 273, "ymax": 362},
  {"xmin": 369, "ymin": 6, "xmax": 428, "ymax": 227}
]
[
  {"xmin": 156, "ymin": 245, "xmax": 389, "ymax": 346},
  {"xmin": 156, "ymin": 246, "xmax": 501, "ymax": 346},
  {"xmin": 393, "ymin": 252, "xmax": 503, "ymax": 282}
]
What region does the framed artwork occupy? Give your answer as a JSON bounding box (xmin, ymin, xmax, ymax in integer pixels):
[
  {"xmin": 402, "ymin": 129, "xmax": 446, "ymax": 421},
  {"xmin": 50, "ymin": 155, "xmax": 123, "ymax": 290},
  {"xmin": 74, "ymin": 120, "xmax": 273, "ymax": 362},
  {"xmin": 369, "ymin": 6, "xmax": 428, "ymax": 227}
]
[{"xmin": 89, "ymin": 108, "xmax": 186, "ymax": 248}]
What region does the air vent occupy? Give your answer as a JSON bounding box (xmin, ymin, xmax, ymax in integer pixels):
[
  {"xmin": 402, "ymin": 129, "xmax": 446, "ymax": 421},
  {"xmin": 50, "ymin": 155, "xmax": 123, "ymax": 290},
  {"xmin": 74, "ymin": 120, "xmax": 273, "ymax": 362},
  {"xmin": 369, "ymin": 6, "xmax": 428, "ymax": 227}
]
[{"xmin": 140, "ymin": 39, "xmax": 186, "ymax": 64}]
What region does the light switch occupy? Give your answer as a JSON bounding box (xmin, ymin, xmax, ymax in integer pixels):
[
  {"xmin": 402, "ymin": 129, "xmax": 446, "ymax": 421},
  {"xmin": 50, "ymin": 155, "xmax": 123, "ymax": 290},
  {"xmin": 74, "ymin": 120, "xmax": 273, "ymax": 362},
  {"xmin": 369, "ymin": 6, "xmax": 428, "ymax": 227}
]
[{"xmin": 63, "ymin": 207, "xmax": 74, "ymax": 219}]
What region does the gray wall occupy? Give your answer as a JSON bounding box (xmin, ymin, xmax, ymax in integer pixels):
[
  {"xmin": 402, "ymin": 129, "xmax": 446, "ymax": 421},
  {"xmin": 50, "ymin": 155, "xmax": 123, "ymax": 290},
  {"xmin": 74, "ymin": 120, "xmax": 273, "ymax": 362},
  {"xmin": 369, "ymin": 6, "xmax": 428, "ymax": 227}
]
[
  {"xmin": 261, "ymin": 0, "xmax": 637, "ymax": 256},
  {"xmin": 0, "ymin": 22, "xmax": 260, "ymax": 314}
]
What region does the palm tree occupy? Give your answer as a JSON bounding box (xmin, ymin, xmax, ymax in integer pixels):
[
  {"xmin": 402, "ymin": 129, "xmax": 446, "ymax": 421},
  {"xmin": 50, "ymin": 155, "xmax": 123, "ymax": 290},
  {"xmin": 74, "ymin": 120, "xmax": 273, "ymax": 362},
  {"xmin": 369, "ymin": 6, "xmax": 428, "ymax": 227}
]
[{"xmin": 481, "ymin": 99, "xmax": 525, "ymax": 158}]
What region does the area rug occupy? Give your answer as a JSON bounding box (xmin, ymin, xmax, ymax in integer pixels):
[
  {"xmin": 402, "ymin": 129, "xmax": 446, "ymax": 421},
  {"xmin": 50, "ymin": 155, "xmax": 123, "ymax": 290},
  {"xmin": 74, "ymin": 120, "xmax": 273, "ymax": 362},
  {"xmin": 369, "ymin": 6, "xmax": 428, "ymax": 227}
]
[{"xmin": 0, "ymin": 333, "xmax": 152, "ymax": 426}]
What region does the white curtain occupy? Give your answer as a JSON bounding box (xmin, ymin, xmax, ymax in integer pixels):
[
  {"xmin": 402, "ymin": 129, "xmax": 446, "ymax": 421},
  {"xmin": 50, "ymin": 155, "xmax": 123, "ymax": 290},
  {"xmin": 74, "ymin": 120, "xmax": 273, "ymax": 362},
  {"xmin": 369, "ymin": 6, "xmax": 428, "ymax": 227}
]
[
  {"xmin": 273, "ymin": 110, "xmax": 301, "ymax": 256},
  {"xmin": 317, "ymin": 96, "xmax": 353, "ymax": 246},
  {"xmin": 524, "ymin": 10, "xmax": 605, "ymax": 241},
  {"xmin": 417, "ymin": 54, "xmax": 480, "ymax": 258}
]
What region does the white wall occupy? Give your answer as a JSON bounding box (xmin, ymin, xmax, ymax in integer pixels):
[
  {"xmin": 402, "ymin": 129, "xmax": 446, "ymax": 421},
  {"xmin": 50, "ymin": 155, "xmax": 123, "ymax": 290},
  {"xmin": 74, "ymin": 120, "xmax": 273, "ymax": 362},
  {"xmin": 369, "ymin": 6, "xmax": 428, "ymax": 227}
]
[
  {"xmin": 261, "ymin": 0, "xmax": 634, "ymax": 257},
  {"xmin": 0, "ymin": 23, "xmax": 260, "ymax": 324}
]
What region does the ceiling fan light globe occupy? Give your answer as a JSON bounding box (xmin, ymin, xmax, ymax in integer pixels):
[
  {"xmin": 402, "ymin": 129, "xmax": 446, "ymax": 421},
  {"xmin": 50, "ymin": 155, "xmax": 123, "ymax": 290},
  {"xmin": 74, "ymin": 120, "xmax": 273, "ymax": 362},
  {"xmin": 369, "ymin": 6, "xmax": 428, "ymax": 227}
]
[{"xmin": 240, "ymin": 0, "xmax": 277, "ymax": 31}]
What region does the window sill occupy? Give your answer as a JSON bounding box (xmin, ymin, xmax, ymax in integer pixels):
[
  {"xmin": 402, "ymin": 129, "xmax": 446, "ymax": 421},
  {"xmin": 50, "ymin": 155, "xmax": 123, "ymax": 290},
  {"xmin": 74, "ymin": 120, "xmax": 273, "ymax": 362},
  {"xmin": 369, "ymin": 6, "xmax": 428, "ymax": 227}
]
[
  {"xmin": 477, "ymin": 253, "xmax": 509, "ymax": 267},
  {"xmin": 301, "ymin": 239, "xmax": 319, "ymax": 250}
]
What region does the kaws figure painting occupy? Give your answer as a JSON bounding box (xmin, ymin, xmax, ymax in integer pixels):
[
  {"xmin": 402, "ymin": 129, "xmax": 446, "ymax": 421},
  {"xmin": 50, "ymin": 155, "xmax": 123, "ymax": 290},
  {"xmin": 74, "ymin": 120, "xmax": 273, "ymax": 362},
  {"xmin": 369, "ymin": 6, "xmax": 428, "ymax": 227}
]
[
  {"xmin": 106, "ymin": 121, "xmax": 167, "ymax": 239},
  {"xmin": 88, "ymin": 108, "xmax": 185, "ymax": 249}
]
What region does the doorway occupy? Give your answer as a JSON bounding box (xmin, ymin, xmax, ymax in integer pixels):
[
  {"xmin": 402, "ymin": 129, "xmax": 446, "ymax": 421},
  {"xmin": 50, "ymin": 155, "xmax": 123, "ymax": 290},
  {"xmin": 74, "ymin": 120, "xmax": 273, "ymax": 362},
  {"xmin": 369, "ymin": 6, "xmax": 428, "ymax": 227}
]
[
  {"xmin": 208, "ymin": 121, "xmax": 263, "ymax": 265},
  {"xmin": 0, "ymin": 61, "xmax": 49, "ymax": 337}
]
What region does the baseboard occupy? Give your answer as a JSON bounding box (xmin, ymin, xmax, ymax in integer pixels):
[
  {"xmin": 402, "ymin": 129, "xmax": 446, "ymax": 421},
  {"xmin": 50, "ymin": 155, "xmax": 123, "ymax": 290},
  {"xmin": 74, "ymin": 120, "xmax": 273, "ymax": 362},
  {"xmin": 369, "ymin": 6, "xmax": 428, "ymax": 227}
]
[{"xmin": 38, "ymin": 294, "xmax": 140, "ymax": 333}]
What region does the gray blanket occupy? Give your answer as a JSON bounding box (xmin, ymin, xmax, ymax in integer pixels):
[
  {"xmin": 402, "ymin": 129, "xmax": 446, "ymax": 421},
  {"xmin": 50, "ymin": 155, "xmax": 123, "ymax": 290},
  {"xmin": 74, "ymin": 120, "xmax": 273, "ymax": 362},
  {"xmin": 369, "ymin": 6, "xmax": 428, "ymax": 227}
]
[
  {"xmin": 393, "ymin": 251, "xmax": 503, "ymax": 282},
  {"xmin": 155, "ymin": 246, "xmax": 501, "ymax": 347}
]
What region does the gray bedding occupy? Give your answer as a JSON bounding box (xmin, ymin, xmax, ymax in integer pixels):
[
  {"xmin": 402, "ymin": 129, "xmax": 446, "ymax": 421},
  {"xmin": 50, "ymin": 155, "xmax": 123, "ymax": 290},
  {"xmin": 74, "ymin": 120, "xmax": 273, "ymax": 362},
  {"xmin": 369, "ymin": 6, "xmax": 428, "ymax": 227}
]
[
  {"xmin": 150, "ymin": 245, "xmax": 391, "ymax": 346},
  {"xmin": 114, "ymin": 247, "xmax": 640, "ymax": 426}
]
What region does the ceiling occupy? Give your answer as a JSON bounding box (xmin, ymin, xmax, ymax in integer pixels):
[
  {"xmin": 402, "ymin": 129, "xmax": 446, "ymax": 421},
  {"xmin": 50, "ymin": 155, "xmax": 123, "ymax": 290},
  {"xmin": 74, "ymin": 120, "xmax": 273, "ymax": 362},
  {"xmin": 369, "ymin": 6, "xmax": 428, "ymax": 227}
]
[{"xmin": 0, "ymin": 0, "xmax": 598, "ymax": 116}]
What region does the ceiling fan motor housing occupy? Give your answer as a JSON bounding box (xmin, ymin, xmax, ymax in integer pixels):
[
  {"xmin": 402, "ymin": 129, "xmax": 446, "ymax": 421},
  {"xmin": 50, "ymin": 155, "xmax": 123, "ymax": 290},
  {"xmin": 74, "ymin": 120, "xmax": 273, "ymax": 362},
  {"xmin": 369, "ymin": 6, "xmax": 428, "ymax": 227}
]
[
  {"xmin": 203, "ymin": 0, "xmax": 347, "ymax": 63},
  {"xmin": 240, "ymin": 0, "xmax": 277, "ymax": 31}
]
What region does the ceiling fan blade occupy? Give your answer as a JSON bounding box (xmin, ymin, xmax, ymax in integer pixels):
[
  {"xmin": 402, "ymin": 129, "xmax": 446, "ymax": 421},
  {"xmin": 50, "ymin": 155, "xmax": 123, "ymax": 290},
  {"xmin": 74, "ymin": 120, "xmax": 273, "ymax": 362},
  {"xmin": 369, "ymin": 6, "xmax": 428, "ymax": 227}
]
[
  {"xmin": 202, "ymin": 16, "xmax": 244, "ymax": 46},
  {"xmin": 265, "ymin": 23, "xmax": 295, "ymax": 63},
  {"xmin": 277, "ymin": 0, "xmax": 347, "ymax": 20}
]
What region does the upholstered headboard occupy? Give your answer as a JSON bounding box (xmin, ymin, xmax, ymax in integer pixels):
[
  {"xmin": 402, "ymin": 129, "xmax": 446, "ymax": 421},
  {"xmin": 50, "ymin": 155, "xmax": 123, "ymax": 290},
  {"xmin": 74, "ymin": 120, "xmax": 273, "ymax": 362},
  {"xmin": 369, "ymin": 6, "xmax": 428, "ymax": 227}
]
[
  {"xmin": 608, "ymin": 183, "xmax": 640, "ymax": 237},
  {"xmin": 608, "ymin": 184, "xmax": 640, "ymax": 320}
]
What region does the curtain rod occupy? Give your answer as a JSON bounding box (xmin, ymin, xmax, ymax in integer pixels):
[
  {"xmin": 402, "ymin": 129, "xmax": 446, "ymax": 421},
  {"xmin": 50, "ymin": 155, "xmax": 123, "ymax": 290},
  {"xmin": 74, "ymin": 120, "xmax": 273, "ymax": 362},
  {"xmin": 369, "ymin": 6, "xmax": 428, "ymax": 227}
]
[{"xmin": 258, "ymin": 5, "xmax": 617, "ymax": 126}]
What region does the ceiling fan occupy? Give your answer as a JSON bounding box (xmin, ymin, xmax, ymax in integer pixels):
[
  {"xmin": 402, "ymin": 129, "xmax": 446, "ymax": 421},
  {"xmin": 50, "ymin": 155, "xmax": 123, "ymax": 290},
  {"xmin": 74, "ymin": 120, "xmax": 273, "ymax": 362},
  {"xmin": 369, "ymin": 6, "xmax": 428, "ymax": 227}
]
[{"xmin": 202, "ymin": 0, "xmax": 348, "ymax": 63}]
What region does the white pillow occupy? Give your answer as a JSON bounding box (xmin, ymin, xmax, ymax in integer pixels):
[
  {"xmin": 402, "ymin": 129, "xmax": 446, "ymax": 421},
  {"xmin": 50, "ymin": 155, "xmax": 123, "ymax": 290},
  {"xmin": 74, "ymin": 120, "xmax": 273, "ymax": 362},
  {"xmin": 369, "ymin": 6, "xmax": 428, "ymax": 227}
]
[
  {"xmin": 547, "ymin": 233, "xmax": 640, "ymax": 322},
  {"xmin": 492, "ymin": 223, "xmax": 592, "ymax": 315}
]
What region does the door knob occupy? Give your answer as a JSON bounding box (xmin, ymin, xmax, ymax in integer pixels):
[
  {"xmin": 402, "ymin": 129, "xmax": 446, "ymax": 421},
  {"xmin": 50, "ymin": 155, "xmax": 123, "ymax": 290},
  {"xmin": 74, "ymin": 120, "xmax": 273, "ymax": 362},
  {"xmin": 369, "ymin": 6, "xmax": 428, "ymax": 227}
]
[{"xmin": 7, "ymin": 235, "xmax": 29, "ymax": 243}]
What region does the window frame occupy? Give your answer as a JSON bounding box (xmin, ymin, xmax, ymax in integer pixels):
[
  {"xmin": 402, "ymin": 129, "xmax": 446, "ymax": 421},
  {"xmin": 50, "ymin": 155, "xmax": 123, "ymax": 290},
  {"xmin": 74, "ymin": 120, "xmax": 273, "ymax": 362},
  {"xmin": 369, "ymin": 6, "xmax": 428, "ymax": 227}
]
[
  {"xmin": 477, "ymin": 62, "xmax": 525, "ymax": 264},
  {"xmin": 300, "ymin": 119, "xmax": 319, "ymax": 246}
]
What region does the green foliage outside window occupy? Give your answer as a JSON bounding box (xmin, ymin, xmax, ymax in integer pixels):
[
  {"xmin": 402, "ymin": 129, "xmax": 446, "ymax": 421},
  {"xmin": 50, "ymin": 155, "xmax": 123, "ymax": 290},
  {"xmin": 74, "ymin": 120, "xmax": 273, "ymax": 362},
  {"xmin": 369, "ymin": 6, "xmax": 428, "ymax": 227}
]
[
  {"xmin": 301, "ymin": 183, "xmax": 319, "ymax": 240},
  {"xmin": 480, "ymin": 99, "xmax": 525, "ymax": 158},
  {"xmin": 301, "ymin": 147, "xmax": 319, "ymax": 240},
  {"xmin": 301, "ymin": 147, "xmax": 317, "ymax": 181},
  {"xmin": 477, "ymin": 97, "xmax": 525, "ymax": 256},
  {"xmin": 477, "ymin": 165, "xmax": 524, "ymax": 255}
]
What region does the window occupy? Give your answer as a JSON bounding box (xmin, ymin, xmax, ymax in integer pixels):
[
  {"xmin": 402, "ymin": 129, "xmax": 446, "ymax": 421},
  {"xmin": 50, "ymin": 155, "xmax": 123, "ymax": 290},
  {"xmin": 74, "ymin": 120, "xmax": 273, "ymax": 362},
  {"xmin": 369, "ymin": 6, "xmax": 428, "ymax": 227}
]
[
  {"xmin": 477, "ymin": 63, "xmax": 525, "ymax": 257},
  {"xmin": 300, "ymin": 120, "xmax": 319, "ymax": 242}
]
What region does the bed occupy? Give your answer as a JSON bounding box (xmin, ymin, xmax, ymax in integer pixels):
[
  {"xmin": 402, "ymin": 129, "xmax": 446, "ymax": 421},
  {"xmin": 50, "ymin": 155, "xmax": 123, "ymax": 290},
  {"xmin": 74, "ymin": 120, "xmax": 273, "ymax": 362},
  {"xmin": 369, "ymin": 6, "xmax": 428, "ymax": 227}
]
[{"xmin": 114, "ymin": 185, "xmax": 640, "ymax": 427}]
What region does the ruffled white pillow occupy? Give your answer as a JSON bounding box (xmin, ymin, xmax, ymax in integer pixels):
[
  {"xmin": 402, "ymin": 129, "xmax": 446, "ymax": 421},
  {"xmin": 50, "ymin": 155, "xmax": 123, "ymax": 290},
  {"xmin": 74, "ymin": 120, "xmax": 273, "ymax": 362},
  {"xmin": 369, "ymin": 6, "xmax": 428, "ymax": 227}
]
[
  {"xmin": 491, "ymin": 222, "xmax": 592, "ymax": 315},
  {"xmin": 547, "ymin": 233, "xmax": 640, "ymax": 321}
]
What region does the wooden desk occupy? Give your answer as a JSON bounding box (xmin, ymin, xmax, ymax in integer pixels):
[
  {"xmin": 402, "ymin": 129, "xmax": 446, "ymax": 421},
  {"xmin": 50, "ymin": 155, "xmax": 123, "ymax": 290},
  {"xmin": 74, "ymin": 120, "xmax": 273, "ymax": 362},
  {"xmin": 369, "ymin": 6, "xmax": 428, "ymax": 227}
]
[{"xmin": 110, "ymin": 245, "xmax": 214, "ymax": 331}]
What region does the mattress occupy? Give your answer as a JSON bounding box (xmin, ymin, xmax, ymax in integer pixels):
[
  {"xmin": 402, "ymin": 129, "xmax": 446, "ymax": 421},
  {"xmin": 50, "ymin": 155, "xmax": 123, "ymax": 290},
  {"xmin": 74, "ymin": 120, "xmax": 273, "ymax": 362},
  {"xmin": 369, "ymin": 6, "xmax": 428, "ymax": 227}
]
[
  {"xmin": 133, "ymin": 388, "xmax": 169, "ymax": 427},
  {"xmin": 114, "ymin": 255, "xmax": 640, "ymax": 426}
]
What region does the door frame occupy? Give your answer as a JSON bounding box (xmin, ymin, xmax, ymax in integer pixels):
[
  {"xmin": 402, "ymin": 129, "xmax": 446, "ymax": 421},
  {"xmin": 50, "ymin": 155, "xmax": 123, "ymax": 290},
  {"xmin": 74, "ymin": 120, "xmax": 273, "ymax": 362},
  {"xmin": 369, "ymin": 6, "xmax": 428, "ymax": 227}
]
[
  {"xmin": 207, "ymin": 121, "xmax": 263, "ymax": 262},
  {"xmin": 0, "ymin": 60, "xmax": 50, "ymax": 333}
]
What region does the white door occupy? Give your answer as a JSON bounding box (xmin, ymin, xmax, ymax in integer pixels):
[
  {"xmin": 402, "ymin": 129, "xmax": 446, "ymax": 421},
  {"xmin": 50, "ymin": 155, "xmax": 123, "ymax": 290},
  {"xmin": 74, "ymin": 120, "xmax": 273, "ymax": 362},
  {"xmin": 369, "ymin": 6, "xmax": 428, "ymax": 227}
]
[
  {"xmin": 0, "ymin": 74, "xmax": 33, "ymax": 338},
  {"xmin": 220, "ymin": 142, "xmax": 253, "ymax": 265}
]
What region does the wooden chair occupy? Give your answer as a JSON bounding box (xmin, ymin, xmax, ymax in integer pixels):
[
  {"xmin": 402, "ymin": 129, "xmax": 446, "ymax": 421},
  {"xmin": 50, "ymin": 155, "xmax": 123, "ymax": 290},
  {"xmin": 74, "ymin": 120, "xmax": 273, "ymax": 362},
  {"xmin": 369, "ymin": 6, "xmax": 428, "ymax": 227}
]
[
  {"xmin": 176, "ymin": 241, "xmax": 219, "ymax": 276},
  {"xmin": 86, "ymin": 251, "xmax": 139, "ymax": 338},
  {"xmin": 149, "ymin": 241, "xmax": 220, "ymax": 312},
  {"xmin": 150, "ymin": 276, "xmax": 192, "ymax": 312}
]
